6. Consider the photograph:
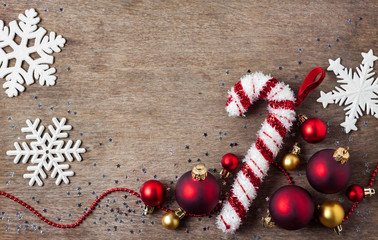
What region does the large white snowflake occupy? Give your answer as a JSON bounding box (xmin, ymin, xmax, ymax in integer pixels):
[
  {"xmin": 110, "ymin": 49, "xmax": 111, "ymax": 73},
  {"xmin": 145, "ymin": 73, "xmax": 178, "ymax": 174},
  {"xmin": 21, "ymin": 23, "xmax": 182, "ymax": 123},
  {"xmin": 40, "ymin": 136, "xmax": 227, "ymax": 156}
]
[
  {"xmin": 7, "ymin": 118, "xmax": 86, "ymax": 187},
  {"xmin": 0, "ymin": 8, "xmax": 66, "ymax": 97},
  {"xmin": 317, "ymin": 49, "xmax": 378, "ymax": 133}
]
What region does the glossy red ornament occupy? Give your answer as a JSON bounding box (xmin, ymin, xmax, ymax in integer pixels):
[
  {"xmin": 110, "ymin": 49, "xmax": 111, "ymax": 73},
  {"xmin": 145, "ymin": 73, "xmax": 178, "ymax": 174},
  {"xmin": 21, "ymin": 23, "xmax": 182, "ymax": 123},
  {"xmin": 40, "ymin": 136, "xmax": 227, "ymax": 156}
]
[
  {"xmin": 306, "ymin": 149, "xmax": 351, "ymax": 194},
  {"xmin": 301, "ymin": 118, "xmax": 327, "ymax": 143},
  {"xmin": 346, "ymin": 184, "xmax": 364, "ymax": 202},
  {"xmin": 269, "ymin": 185, "xmax": 314, "ymax": 230},
  {"xmin": 140, "ymin": 180, "xmax": 166, "ymax": 206},
  {"xmin": 175, "ymin": 170, "xmax": 220, "ymax": 214},
  {"xmin": 221, "ymin": 153, "xmax": 239, "ymax": 172}
]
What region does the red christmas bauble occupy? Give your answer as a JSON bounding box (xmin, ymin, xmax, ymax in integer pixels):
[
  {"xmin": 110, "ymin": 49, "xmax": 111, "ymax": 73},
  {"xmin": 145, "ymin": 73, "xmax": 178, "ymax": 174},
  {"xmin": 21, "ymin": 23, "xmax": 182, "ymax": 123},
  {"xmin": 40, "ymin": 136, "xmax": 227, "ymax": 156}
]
[
  {"xmin": 269, "ymin": 185, "xmax": 314, "ymax": 230},
  {"xmin": 346, "ymin": 184, "xmax": 364, "ymax": 202},
  {"xmin": 221, "ymin": 153, "xmax": 239, "ymax": 172},
  {"xmin": 175, "ymin": 170, "xmax": 220, "ymax": 214},
  {"xmin": 301, "ymin": 118, "xmax": 327, "ymax": 143},
  {"xmin": 306, "ymin": 149, "xmax": 351, "ymax": 194},
  {"xmin": 140, "ymin": 180, "xmax": 166, "ymax": 206}
]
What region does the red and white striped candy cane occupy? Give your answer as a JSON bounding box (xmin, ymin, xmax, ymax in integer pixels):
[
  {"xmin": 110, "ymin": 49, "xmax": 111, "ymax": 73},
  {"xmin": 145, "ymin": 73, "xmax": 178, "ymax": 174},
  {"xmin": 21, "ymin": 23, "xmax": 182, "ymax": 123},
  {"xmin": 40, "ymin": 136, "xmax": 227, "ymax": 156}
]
[{"xmin": 217, "ymin": 68, "xmax": 325, "ymax": 233}]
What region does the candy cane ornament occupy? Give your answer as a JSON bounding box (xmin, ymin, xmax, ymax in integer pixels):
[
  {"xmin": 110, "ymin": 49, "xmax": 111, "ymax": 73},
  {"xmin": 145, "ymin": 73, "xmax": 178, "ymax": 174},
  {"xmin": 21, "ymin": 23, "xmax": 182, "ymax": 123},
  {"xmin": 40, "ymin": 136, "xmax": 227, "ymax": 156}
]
[{"xmin": 217, "ymin": 68, "xmax": 325, "ymax": 233}]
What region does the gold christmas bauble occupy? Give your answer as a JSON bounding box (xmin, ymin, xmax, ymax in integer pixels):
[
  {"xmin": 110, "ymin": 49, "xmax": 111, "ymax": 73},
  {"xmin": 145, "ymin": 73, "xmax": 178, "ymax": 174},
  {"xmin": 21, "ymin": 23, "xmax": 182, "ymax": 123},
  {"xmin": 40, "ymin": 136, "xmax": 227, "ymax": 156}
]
[
  {"xmin": 318, "ymin": 201, "xmax": 345, "ymax": 228},
  {"xmin": 161, "ymin": 212, "xmax": 180, "ymax": 230},
  {"xmin": 282, "ymin": 153, "xmax": 300, "ymax": 171}
]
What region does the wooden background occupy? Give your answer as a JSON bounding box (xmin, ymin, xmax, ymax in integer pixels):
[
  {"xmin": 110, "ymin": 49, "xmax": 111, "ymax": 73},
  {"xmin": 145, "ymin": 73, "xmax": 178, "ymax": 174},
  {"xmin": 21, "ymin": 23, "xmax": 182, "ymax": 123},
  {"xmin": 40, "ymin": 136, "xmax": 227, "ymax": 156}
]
[{"xmin": 0, "ymin": 0, "xmax": 377, "ymax": 239}]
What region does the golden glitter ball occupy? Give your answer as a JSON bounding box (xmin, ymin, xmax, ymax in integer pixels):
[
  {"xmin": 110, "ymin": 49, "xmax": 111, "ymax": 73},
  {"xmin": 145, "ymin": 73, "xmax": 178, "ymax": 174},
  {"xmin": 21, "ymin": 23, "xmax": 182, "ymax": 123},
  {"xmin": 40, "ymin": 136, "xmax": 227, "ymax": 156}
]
[
  {"xmin": 161, "ymin": 212, "xmax": 180, "ymax": 230},
  {"xmin": 282, "ymin": 153, "xmax": 300, "ymax": 171},
  {"xmin": 318, "ymin": 201, "xmax": 345, "ymax": 228}
]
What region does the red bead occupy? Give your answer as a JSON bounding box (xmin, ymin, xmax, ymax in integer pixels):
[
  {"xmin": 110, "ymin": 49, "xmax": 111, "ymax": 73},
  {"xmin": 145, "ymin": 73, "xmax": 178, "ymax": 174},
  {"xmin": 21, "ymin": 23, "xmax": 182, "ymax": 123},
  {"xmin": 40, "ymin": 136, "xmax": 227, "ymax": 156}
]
[
  {"xmin": 140, "ymin": 180, "xmax": 166, "ymax": 206},
  {"xmin": 301, "ymin": 118, "xmax": 327, "ymax": 143},
  {"xmin": 221, "ymin": 153, "xmax": 239, "ymax": 172}
]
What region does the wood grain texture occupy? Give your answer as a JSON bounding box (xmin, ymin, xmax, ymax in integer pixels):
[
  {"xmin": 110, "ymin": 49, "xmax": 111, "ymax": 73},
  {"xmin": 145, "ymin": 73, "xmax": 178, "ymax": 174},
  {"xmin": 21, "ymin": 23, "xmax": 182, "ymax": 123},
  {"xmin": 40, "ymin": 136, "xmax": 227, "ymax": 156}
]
[{"xmin": 0, "ymin": 0, "xmax": 377, "ymax": 239}]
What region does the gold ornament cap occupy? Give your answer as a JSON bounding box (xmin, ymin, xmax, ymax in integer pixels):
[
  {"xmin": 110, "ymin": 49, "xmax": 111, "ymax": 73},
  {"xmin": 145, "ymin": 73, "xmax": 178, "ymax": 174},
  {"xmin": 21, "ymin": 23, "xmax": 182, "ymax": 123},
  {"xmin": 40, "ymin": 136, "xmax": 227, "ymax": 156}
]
[
  {"xmin": 191, "ymin": 164, "xmax": 207, "ymax": 181},
  {"xmin": 262, "ymin": 210, "xmax": 275, "ymax": 228},
  {"xmin": 333, "ymin": 147, "xmax": 350, "ymax": 164},
  {"xmin": 297, "ymin": 114, "xmax": 308, "ymax": 125},
  {"xmin": 290, "ymin": 142, "xmax": 301, "ymax": 155}
]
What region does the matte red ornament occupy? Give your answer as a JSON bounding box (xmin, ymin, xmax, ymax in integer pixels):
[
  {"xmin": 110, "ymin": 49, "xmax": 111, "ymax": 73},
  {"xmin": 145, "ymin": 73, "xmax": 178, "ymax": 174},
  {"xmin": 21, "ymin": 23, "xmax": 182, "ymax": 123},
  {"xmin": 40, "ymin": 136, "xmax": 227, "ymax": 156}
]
[
  {"xmin": 140, "ymin": 180, "xmax": 166, "ymax": 206},
  {"xmin": 175, "ymin": 168, "xmax": 220, "ymax": 214},
  {"xmin": 306, "ymin": 149, "xmax": 351, "ymax": 194},
  {"xmin": 346, "ymin": 184, "xmax": 364, "ymax": 202},
  {"xmin": 301, "ymin": 118, "xmax": 327, "ymax": 143},
  {"xmin": 221, "ymin": 153, "xmax": 239, "ymax": 172},
  {"xmin": 269, "ymin": 185, "xmax": 314, "ymax": 230}
]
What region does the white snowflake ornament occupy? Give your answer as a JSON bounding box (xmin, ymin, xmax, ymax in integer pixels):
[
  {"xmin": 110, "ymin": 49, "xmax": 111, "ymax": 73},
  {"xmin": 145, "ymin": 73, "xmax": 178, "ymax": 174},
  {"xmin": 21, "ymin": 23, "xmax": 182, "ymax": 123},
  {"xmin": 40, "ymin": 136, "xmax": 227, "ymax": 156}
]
[
  {"xmin": 0, "ymin": 8, "xmax": 66, "ymax": 97},
  {"xmin": 317, "ymin": 49, "xmax": 378, "ymax": 133},
  {"xmin": 7, "ymin": 118, "xmax": 86, "ymax": 186}
]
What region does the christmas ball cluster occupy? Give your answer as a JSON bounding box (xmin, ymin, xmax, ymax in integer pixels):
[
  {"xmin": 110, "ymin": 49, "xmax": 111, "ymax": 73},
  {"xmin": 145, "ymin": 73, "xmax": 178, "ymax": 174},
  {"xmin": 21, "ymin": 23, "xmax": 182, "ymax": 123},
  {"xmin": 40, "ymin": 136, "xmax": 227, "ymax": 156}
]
[{"xmin": 139, "ymin": 154, "xmax": 239, "ymax": 230}]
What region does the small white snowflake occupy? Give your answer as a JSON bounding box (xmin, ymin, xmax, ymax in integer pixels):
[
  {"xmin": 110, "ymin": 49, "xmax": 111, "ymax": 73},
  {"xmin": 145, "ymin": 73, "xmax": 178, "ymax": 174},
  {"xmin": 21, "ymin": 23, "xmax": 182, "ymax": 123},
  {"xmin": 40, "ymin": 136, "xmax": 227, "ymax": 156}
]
[
  {"xmin": 7, "ymin": 118, "xmax": 85, "ymax": 186},
  {"xmin": 317, "ymin": 49, "xmax": 378, "ymax": 133},
  {"xmin": 0, "ymin": 8, "xmax": 66, "ymax": 97}
]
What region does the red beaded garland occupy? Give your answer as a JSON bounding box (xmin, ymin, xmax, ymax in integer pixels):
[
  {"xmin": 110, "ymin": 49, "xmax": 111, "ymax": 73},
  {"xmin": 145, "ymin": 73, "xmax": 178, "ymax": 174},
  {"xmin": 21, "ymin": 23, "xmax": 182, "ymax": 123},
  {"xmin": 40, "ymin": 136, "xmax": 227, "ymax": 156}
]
[{"xmin": 221, "ymin": 153, "xmax": 239, "ymax": 172}]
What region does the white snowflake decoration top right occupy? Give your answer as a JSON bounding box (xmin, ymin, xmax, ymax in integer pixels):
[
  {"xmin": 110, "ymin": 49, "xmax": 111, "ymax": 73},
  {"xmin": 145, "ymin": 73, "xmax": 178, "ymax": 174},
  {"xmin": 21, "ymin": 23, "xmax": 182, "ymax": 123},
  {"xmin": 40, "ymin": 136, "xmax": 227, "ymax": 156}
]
[{"xmin": 317, "ymin": 49, "xmax": 378, "ymax": 133}]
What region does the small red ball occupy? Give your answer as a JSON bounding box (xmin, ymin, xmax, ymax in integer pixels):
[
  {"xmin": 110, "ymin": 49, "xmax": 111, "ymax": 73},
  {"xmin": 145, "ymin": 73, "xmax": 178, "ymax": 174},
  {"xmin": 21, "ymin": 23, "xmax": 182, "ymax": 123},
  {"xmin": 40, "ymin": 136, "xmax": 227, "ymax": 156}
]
[
  {"xmin": 140, "ymin": 180, "xmax": 166, "ymax": 206},
  {"xmin": 306, "ymin": 149, "xmax": 351, "ymax": 194},
  {"xmin": 346, "ymin": 184, "xmax": 364, "ymax": 202},
  {"xmin": 269, "ymin": 185, "xmax": 314, "ymax": 230},
  {"xmin": 175, "ymin": 171, "xmax": 220, "ymax": 214},
  {"xmin": 301, "ymin": 118, "xmax": 327, "ymax": 143},
  {"xmin": 221, "ymin": 153, "xmax": 239, "ymax": 172}
]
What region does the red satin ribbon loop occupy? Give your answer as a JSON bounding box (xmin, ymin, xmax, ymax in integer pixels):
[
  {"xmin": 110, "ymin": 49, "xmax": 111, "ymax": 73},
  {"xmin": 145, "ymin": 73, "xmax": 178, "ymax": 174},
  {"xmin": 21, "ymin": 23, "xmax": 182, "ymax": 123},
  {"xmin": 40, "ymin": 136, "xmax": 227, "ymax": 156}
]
[{"xmin": 295, "ymin": 67, "xmax": 325, "ymax": 107}]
